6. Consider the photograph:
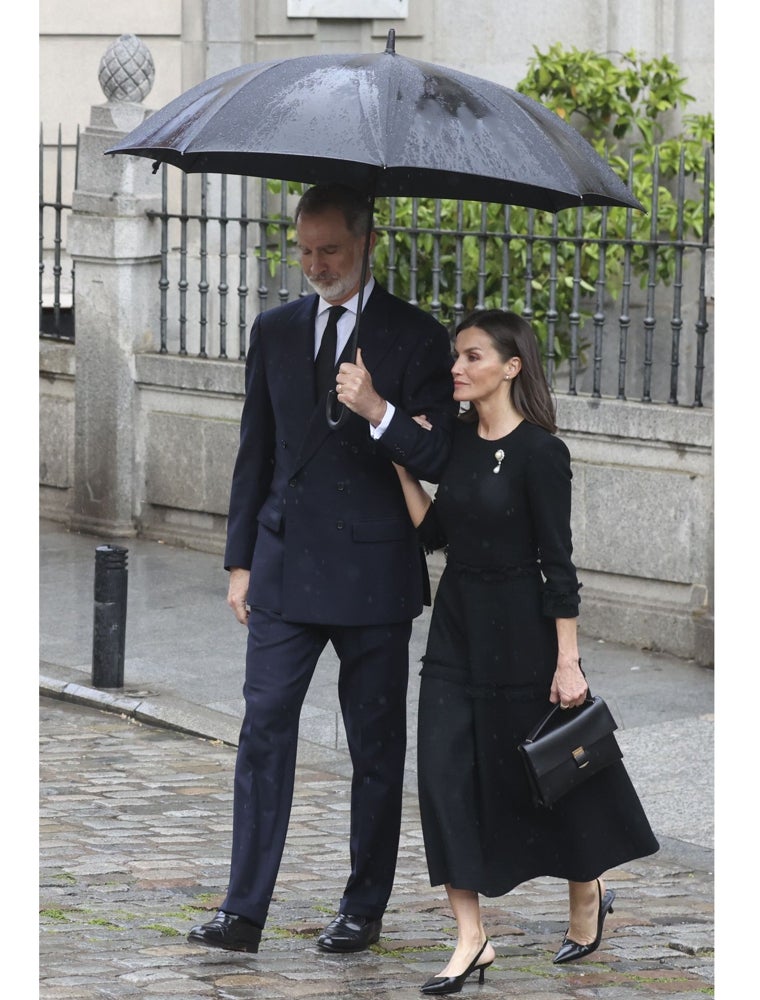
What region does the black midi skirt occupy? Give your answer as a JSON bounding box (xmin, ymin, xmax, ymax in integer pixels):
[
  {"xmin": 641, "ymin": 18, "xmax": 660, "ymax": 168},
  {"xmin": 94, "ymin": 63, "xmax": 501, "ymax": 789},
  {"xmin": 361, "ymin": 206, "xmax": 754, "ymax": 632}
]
[{"xmin": 417, "ymin": 565, "xmax": 659, "ymax": 896}]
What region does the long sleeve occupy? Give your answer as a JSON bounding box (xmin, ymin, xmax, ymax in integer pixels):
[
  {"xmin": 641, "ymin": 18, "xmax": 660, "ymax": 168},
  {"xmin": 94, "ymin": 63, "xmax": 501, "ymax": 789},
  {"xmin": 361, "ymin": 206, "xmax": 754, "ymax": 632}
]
[
  {"xmin": 525, "ymin": 434, "xmax": 581, "ymax": 618},
  {"xmin": 373, "ymin": 315, "xmax": 457, "ymax": 483},
  {"xmin": 417, "ymin": 499, "xmax": 448, "ymax": 554},
  {"xmin": 224, "ymin": 316, "xmax": 276, "ymax": 570}
]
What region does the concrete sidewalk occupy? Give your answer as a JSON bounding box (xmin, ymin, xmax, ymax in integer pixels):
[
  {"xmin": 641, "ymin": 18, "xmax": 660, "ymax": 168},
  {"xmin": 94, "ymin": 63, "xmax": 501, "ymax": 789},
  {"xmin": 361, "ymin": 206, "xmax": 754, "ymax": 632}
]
[{"xmin": 39, "ymin": 518, "xmax": 716, "ymax": 998}]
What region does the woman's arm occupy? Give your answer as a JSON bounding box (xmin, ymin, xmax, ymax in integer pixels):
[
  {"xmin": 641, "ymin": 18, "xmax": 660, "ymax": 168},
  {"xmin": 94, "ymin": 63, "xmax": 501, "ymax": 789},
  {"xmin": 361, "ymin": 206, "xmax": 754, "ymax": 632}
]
[
  {"xmin": 393, "ymin": 463, "xmax": 432, "ymax": 528},
  {"xmin": 526, "ymin": 435, "xmax": 587, "ymax": 708},
  {"xmin": 392, "ymin": 413, "xmax": 435, "ymax": 527},
  {"xmin": 549, "ymin": 616, "xmax": 588, "ymax": 708}
]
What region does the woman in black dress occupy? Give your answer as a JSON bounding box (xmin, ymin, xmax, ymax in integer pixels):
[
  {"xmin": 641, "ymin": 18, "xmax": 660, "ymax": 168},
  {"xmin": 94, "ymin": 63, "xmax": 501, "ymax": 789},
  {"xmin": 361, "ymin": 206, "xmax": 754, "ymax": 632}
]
[{"xmin": 393, "ymin": 310, "xmax": 659, "ymax": 995}]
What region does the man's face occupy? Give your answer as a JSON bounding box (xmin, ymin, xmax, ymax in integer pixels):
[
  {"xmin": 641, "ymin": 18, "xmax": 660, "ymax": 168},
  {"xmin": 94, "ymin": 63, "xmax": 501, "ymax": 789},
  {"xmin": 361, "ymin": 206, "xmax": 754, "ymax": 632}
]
[{"xmin": 296, "ymin": 206, "xmax": 375, "ymax": 304}]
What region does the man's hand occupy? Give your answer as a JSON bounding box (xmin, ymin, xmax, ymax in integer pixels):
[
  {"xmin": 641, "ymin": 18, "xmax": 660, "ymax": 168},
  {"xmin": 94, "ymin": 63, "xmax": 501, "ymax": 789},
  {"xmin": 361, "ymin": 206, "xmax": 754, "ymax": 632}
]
[
  {"xmin": 337, "ymin": 348, "xmax": 388, "ymax": 426},
  {"xmin": 227, "ymin": 567, "xmax": 251, "ymax": 625}
]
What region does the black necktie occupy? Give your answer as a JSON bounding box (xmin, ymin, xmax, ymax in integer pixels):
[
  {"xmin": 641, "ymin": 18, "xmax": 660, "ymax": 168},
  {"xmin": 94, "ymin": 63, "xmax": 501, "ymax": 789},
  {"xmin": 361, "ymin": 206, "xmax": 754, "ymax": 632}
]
[{"xmin": 315, "ymin": 305, "xmax": 346, "ymax": 398}]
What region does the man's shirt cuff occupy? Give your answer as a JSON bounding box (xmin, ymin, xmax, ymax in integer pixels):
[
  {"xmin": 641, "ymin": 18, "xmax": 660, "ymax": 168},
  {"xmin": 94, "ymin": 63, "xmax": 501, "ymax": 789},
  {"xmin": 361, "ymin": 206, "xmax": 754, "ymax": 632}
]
[{"xmin": 369, "ymin": 401, "xmax": 395, "ymax": 438}]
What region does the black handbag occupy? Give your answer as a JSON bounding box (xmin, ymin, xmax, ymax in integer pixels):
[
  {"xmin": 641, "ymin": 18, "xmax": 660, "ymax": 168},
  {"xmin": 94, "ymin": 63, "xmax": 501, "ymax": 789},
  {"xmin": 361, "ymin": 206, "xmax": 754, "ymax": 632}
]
[{"xmin": 518, "ymin": 695, "xmax": 622, "ymax": 808}]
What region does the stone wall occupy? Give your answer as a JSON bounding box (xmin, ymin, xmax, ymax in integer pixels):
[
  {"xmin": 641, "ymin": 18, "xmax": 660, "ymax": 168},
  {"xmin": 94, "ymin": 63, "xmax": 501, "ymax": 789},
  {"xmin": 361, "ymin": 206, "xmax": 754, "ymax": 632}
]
[
  {"xmin": 39, "ymin": 341, "xmax": 714, "ymax": 665},
  {"xmin": 558, "ymin": 397, "xmax": 713, "ymax": 665}
]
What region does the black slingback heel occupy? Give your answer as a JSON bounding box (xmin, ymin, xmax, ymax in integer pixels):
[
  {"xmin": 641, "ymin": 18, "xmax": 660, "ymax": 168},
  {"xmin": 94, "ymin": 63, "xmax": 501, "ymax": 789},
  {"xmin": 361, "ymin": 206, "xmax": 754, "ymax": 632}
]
[
  {"xmin": 420, "ymin": 939, "xmax": 493, "ymax": 995},
  {"xmin": 553, "ymin": 879, "xmax": 616, "ymax": 964}
]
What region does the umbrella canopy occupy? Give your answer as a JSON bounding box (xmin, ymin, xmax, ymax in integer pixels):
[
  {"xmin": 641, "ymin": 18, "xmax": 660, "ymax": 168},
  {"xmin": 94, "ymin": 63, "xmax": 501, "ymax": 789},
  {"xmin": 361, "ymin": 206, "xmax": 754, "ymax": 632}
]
[
  {"xmin": 108, "ymin": 31, "xmax": 642, "ymax": 428},
  {"xmin": 107, "ymin": 30, "xmax": 642, "ymax": 213}
]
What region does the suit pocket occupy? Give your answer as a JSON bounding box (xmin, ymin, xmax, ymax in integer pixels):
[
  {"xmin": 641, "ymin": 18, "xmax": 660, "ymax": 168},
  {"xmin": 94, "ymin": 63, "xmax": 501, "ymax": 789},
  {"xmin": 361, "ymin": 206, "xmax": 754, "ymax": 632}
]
[
  {"xmin": 257, "ymin": 497, "xmax": 283, "ymax": 534},
  {"xmin": 352, "ymin": 517, "xmax": 407, "ymax": 543}
]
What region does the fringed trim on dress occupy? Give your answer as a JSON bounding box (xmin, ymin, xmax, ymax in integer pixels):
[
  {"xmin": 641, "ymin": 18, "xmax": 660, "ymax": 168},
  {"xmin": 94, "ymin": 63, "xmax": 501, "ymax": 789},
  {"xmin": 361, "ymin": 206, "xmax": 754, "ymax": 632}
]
[
  {"xmin": 420, "ymin": 658, "xmax": 548, "ymax": 702},
  {"xmin": 542, "ymin": 582, "xmax": 582, "ymax": 619},
  {"xmin": 449, "ymin": 558, "xmax": 541, "ymax": 582}
]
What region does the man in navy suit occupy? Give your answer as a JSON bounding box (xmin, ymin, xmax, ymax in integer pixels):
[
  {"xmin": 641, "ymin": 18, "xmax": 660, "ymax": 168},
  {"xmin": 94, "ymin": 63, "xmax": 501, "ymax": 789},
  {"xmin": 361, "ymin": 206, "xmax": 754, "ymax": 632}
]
[{"xmin": 188, "ymin": 183, "xmax": 457, "ymax": 954}]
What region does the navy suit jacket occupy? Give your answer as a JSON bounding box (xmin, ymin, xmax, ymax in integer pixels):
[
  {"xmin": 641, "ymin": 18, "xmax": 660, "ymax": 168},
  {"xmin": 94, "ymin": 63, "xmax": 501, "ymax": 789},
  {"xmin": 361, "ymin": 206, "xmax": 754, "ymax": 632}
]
[{"xmin": 224, "ymin": 283, "xmax": 457, "ymax": 626}]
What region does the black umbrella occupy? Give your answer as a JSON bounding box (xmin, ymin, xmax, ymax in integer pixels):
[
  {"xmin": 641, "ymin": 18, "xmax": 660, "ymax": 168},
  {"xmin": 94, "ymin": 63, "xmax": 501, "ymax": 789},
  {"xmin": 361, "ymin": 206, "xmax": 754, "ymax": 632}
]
[{"xmin": 107, "ymin": 29, "xmax": 643, "ymax": 425}]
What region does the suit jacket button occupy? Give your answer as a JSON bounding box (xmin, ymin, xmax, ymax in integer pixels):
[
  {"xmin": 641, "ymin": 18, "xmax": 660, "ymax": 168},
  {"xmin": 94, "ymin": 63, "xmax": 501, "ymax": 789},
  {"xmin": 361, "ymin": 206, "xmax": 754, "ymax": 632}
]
[
  {"xmin": 289, "ymin": 479, "xmax": 297, "ymax": 488},
  {"xmin": 336, "ymin": 482, "xmax": 345, "ymax": 492},
  {"xmin": 336, "ymin": 520, "xmax": 345, "ymax": 530}
]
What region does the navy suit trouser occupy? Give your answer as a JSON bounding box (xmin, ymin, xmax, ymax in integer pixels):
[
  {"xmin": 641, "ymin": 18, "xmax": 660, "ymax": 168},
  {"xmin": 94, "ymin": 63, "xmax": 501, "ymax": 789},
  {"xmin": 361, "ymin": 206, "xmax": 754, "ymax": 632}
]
[{"xmin": 222, "ymin": 605, "xmax": 412, "ymax": 927}]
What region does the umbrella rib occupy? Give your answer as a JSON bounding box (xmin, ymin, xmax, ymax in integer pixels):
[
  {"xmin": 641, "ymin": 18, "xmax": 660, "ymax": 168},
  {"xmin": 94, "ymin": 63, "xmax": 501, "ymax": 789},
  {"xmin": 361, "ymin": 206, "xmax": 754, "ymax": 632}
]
[
  {"xmin": 501, "ymin": 91, "xmax": 629, "ymax": 201},
  {"xmin": 180, "ymin": 61, "xmax": 293, "ymax": 156},
  {"xmin": 134, "ymin": 59, "xmax": 290, "ymax": 157}
]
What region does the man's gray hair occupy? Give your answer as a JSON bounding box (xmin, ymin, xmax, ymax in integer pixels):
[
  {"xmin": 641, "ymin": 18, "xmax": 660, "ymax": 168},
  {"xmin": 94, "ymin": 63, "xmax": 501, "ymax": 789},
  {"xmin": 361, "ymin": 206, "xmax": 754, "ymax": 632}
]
[{"xmin": 294, "ymin": 183, "xmax": 373, "ymax": 238}]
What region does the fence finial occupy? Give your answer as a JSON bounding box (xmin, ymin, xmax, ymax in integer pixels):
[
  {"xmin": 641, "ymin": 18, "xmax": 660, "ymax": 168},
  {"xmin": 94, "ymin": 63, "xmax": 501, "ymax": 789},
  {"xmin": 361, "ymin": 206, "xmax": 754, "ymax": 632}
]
[{"xmin": 98, "ymin": 34, "xmax": 155, "ymax": 104}]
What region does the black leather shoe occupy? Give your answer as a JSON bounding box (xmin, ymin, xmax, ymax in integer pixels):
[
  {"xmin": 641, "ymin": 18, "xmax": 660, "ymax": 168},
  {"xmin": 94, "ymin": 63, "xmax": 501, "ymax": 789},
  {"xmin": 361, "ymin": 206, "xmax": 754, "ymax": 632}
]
[
  {"xmin": 317, "ymin": 913, "xmax": 382, "ymax": 952},
  {"xmin": 187, "ymin": 909, "xmax": 262, "ymax": 953},
  {"xmin": 420, "ymin": 940, "xmax": 492, "ymax": 995},
  {"xmin": 553, "ymin": 880, "xmax": 616, "ymax": 964}
]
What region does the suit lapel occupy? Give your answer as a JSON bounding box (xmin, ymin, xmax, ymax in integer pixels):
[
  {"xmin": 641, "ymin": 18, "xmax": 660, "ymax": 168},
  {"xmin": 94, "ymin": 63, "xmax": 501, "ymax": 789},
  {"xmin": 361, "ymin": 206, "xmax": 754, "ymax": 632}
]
[
  {"xmin": 346, "ymin": 284, "xmax": 397, "ymax": 374},
  {"xmin": 292, "ymin": 284, "xmax": 401, "ymax": 473},
  {"xmin": 289, "ymin": 295, "xmax": 335, "ymax": 471},
  {"xmin": 276, "ymin": 296, "xmax": 319, "ymax": 432}
]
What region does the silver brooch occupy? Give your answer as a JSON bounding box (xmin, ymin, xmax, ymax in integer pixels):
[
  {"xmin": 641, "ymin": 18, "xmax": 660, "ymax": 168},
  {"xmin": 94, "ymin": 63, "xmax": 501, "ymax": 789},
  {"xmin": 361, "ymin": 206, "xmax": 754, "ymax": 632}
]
[{"xmin": 493, "ymin": 449, "xmax": 505, "ymax": 474}]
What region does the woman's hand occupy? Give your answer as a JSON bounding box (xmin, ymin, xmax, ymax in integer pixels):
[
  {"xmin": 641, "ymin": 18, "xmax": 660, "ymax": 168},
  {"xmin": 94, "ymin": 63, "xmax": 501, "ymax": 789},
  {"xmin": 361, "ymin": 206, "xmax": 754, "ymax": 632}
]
[
  {"xmin": 550, "ymin": 661, "xmax": 588, "ymax": 707},
  {"xmin": 549, "ymin": 652, "xmax": 588, "ymax": 709},
  {"xmin": 550, "ymin": 618, "xmax": 587, "ymax": 708},
  {"xmin": 412, "ymin": 414, "xmax": 433, "ymax": 431}
]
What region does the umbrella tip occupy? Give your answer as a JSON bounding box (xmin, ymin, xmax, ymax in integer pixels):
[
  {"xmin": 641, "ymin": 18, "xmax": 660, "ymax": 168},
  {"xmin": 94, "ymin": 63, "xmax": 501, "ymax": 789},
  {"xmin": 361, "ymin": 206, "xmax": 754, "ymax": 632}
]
[{"xmin": 385, "ymin": 28, "xmax": 396, "ymax": 54}]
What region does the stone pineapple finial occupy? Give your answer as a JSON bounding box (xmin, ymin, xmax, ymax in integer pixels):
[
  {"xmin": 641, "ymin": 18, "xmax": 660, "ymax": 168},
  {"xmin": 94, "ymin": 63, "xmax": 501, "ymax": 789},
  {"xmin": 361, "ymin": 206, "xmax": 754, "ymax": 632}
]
[{"xmin": 98, "ymin": 34, "xmax": 155, "ymax": 103}]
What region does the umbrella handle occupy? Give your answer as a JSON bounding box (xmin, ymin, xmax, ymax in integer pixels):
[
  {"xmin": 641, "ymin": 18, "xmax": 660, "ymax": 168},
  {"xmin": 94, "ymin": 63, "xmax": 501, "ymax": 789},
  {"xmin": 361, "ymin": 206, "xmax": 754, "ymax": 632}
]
[
  {"xmin": 326, "ymin": 387, "xmax": 349, "ymax": 429},
  {"xmin": 326, "ymin": 191, "xmax": 375, "ymax": 431},
  {"xmin": 325, "ymin": 313, "xmax": 360, "ymax": 429}
]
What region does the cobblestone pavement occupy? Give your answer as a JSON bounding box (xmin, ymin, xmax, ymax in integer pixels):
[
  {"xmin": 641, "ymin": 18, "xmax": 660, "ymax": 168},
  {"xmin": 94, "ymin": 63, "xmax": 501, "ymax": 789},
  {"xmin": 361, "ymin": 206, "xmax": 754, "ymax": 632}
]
[{"xmin": 40, "ymin": 696, "xmax": 714, "ymax": 1000}]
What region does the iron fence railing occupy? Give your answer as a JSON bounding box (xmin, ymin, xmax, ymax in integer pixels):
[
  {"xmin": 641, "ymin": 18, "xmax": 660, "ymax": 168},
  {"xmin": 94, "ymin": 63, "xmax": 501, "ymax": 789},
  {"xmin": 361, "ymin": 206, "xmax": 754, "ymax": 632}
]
[
  {"xmin": 38, "ymin": 127, "xmax": 713, "ymax": 407},
  {"xmin": 39, "ymin": 126, "xmax": 77, "ymax": 342}
]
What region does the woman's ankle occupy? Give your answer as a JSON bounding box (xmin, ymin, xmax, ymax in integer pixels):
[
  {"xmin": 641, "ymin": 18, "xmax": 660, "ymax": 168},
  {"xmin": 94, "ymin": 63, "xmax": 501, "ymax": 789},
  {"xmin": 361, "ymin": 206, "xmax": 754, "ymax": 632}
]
[{"xmin": 567, "ymin": 879, "xmax": 602, "ymax": 944}]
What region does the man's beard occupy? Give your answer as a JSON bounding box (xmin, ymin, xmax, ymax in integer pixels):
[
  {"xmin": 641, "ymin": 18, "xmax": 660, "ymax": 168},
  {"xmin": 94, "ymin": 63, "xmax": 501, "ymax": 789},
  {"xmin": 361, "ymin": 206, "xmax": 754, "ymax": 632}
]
[{"xmin": 306, "ymin": 267, "xmax": 362, "ymax": 302}]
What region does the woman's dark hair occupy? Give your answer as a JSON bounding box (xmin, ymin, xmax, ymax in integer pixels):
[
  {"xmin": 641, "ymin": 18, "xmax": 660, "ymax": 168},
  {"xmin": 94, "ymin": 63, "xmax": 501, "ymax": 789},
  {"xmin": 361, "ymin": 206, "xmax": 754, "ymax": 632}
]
[{"xmin": 455, "ymin": 309, "xmax": 557, "ymax": 434}]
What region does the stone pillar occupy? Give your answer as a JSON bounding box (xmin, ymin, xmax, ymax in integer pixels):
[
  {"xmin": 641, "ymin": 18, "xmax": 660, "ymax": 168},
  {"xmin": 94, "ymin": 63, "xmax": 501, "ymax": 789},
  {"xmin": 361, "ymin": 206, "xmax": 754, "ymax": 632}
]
[{"xmin": 67, "ymin": 35, "xmax": 161, "ymax": 536}]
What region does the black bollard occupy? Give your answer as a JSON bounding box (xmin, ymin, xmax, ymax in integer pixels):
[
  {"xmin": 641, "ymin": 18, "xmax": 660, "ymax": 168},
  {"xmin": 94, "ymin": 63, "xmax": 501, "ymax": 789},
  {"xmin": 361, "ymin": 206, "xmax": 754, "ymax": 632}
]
[{"xmin": 92, "ymin": 544, "xmax": 129, "ymax": 688}]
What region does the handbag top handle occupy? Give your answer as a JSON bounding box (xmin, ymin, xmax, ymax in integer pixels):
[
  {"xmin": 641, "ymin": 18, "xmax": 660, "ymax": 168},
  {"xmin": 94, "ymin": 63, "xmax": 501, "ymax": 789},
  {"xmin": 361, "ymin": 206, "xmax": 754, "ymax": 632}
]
[{"xmin": 522, "ymin": 693, "xmax": 595, "ymax": 744}]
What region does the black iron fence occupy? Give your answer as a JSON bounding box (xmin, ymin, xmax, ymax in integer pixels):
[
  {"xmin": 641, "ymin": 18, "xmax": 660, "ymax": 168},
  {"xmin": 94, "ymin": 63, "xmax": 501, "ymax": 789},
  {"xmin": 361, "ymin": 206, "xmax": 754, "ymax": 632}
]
[
  {"xmin": 39, "ymin": 128, "xmax": 713, "ymax": 407},
  {"xmin": 39, "ymin": 126, "xmax": 77, "ymax": 342}
]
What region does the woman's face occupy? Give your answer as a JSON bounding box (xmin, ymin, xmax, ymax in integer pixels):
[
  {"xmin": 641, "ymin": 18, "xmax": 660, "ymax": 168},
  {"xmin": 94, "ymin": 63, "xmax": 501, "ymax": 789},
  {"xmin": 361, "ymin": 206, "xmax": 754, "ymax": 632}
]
[{"xmin": 451, "ymin": 326, "xmax": 517, "ymax": 405}]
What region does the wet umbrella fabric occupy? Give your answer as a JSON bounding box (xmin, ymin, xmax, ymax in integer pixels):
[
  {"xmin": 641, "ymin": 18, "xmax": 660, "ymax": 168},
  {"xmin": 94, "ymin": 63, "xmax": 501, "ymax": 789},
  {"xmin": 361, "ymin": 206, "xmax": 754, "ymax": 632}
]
[
  {"xmin": 106, "ymin": 32, "xmax": 642, "ymax": 213},
  {"xmin": 107, "ymin": 31, "xmax": 642, "ymax": 428}
]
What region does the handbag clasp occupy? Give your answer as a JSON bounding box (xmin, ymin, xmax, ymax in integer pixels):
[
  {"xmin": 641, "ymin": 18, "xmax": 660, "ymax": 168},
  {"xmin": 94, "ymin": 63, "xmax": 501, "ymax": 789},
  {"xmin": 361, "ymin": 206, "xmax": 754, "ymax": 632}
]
[{"xmin": 572, "ymin": 746, "xmax": 590, "ymax": 768}]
